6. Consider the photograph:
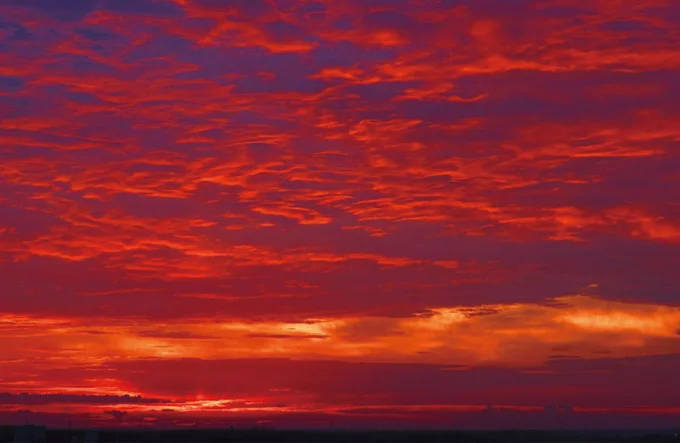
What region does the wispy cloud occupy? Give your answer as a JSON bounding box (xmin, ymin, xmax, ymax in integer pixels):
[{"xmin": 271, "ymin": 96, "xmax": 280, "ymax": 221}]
[{"xmin": 1, "ymin": 0, "xmax": 679, "ymax": 429}]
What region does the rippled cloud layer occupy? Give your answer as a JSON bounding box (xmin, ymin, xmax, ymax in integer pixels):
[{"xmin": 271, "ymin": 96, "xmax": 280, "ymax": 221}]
[{"xmin": 1, "ymin": 0, "xmax": 679, "ymax": 430}]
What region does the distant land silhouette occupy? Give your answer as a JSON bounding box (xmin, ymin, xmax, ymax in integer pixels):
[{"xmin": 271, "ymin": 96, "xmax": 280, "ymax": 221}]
[{"xmin": 2, "ymin": 426, "xmax": 680, "ymax": 443}]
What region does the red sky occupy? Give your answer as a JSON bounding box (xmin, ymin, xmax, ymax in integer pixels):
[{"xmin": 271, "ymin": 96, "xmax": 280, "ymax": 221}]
[{"xmin": 1, "ymin": 0, "xmax": 679, "ymax": 430}]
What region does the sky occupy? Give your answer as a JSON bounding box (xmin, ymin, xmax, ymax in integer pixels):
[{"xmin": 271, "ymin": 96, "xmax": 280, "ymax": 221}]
[{"xmin": 1, "ymin": 0, "xmax": 679, "ymax": 431}]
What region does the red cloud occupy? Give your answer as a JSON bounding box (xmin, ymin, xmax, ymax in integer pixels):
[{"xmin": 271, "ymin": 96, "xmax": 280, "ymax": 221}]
[{"xmin": 1, "ymin": 0, "xmax": 679, "ymax": 429}]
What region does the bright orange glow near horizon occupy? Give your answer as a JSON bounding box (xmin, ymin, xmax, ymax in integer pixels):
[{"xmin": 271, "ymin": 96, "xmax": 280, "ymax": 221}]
[{"xmin": 1, "ymin": 0, "xmax": 679, "ymax": 431}]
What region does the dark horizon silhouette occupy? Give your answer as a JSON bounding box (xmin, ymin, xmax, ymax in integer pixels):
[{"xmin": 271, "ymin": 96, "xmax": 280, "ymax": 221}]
[{"xmin": 2, "ymin": 425, "xmax": 680, "ymax": 443}]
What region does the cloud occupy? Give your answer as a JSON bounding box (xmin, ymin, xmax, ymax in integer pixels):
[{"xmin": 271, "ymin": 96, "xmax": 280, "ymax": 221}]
[
  {"xmin": 3, "ymin": 0, "xmax": 96, "ymax": 21},
  {"xmin": 245, "ymin": 333, "xmax": 329, "ymax": 340},
  {"xmin": 1, "ymin": 0, "xmax": 679, "ymax": 428},
  {"xmin": 0, "ymin": 393, "xmax": 170, "ymax": 405},
  {"xmin": 87, "ymin": 354, "xmax": 680, "ymax": 412},
  {"xmin": 1, "ymin": 296, "xmax": 677, "ymax": 371}
]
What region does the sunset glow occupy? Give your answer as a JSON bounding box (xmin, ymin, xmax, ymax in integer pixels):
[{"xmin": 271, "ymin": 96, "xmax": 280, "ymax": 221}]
[{"xmin": 1, "ymin": 0, "xmax": 679, "ymax": 430}]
